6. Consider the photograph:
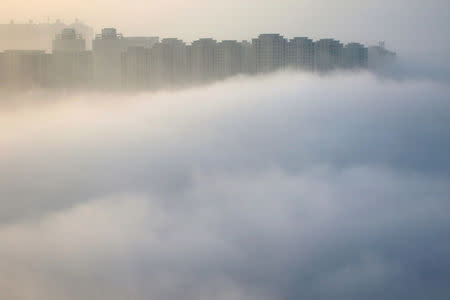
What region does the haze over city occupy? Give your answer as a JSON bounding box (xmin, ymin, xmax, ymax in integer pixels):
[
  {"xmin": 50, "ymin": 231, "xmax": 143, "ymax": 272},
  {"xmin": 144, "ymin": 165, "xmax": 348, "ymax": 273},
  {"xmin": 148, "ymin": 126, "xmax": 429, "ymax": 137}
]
[{"xmin": 0, "ymin": 1, "xmax": 449, "ymax": 300}]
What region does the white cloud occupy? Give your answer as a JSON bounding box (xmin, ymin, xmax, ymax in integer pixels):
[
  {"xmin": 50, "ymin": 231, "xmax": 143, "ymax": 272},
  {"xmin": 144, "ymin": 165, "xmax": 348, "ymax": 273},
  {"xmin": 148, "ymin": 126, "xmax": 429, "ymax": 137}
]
[{"xmin": 0, "ymin": 72, "xmax": 449, "ymax": 299}]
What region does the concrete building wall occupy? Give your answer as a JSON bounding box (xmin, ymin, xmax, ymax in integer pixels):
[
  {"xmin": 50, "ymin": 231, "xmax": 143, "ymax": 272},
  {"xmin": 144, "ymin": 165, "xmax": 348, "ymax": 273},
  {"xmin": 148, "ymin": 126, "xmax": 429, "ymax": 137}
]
[
  {"xmin": 253, "ymin": 34, "xmax": 287, "ymax": 74},
  {"xmin": 368, "ymin": 43, "xmax": 396, "ymax": 70},
  {"xmin": 121, "ymin": 46, "xmax": 151, "ymax": 90},
  {"xmin": 314, "ymin": 39, "xmax": 344, "ymax": 71},
  {"xmin": 190, "ymin": 38, "xmax": 217, "ymax": 82},
  {"xmin": 240, "ymin": 40, "xmax": 256, "ymax": 75},
  {"xmin": 343, "ymin": 43, "xmax": 368, "ymax": 69},
  {"xmin": 287, "ymin": 37, "xmax": 315, "ymax": 71},
  {"xmin": 1, "ymin": 50, "xmax": 49, "ymax": 88},
  {"xmin": 216, "ymin": 40, "xmax": 242, "ymax": 79}
]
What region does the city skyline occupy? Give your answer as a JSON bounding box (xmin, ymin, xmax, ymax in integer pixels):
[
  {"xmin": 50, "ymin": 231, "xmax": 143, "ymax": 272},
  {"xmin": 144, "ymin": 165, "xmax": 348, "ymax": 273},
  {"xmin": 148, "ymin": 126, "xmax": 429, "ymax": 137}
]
[{"xmin": 0, "ymin": 26, "xmax": 395, "ymax": 90}]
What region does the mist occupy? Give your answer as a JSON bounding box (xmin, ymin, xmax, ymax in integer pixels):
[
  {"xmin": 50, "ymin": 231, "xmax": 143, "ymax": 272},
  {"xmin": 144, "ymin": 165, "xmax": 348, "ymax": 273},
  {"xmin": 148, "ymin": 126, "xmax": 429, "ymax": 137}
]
[{"xmin": 1, "ymin": 71, "xmax": 449, "ymax": 299}]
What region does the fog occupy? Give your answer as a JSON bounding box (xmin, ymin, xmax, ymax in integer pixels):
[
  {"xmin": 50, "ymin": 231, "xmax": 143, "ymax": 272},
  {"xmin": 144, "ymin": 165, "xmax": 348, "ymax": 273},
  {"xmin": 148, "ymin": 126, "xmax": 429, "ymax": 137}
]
[{"xmin": 1, "ymin": 71, "xmax": 449, "ymax": 299}]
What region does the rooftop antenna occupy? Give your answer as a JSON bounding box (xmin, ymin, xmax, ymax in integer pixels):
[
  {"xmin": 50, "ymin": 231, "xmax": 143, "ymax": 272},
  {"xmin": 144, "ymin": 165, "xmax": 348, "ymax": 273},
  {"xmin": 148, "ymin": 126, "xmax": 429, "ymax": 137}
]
[{"xmin": 378, "ymin": 41, "xmax": 385, "ymax": 49}]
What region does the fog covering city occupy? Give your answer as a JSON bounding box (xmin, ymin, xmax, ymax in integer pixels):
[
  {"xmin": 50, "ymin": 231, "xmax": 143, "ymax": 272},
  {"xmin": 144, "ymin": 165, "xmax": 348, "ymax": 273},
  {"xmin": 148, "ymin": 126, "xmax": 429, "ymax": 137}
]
[{"xmin": 1, "ymin": 1, "xmax": 450, "ymax": 300}]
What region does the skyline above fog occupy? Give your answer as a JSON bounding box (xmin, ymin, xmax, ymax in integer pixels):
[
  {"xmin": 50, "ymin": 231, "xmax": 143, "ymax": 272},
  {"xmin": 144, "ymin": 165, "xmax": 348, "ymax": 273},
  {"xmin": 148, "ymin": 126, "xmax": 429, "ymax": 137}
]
[{"xmin": 1, "ymin": 0, "xmax": 449, "ymax": 58}]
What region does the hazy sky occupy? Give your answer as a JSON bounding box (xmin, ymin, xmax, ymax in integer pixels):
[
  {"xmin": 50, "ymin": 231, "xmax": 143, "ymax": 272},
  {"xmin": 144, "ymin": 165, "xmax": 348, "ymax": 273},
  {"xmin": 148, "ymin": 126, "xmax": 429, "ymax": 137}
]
[{"xmin": 1, "ymin": 0, "xmax": 449, "ymax": 57}]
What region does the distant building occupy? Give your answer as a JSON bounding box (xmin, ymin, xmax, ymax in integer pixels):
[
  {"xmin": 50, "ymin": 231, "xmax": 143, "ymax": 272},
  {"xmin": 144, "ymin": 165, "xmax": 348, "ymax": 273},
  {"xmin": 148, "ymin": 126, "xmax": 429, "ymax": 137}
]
[
  {"xmin": 52, "ymin": 28, "xmax": 86, "ymax": 52},
  {"xmin": 240, "ymin": 40, "xmax": 256, "ymax": 75},
  {"xmin": 50, "ymin": 28, "xmax": 92, "ymax": 88},
  {"xmin": 0, "ymin": 26, "xmax": 394, "ymax": 90},
  {"xmin": 93, "ymin": 28, "xmax": 159, "ymax": 88},
  {"xmin": 0, "ymin": 20, "xmax": 93, "ymax": 52},
  {"xmin": 368, "ymin": 42, "xmax": 396, "ymax": 70},
  {"xmin": 121, "ymin": 46, "xmax": 151, "ymax": 89},
  {"xmin": 0, "ymin": 52, "xmax": 5, "ymax": 86},
  {"xmin": 150, "ymin": 38, "xmax": 188, "ymax": 87},
  {"xmin": 216, "ymin": 40, "xmax": 242, "ymax": 79},
  {"xmin": 252, "ymin": 34, "xmax": 287, "ymax": 73},
  {"xmin": 190, "ymin": 38, "xmax": 217, "ymax": 82},
  {"xmin": 287, "ymin": 37, "xmax": 315, "ymax": 71},
  {"xmin": 123, "ymin": 37, "xmax": 159, "ymax": 49},
  {"xmin": 0, "ymin": 50, "xmax": 50, "ymax": 88},
  {"xmin": 343, "ymin": 43, "xmax": 368, "ymax": 69},
  {"xmin": 92, "ymin": 28, "xmax": 125, "ymax": 88},
  {"xmin": 314, "ymin": 39, "xmax": 344, "ymax": 71}
]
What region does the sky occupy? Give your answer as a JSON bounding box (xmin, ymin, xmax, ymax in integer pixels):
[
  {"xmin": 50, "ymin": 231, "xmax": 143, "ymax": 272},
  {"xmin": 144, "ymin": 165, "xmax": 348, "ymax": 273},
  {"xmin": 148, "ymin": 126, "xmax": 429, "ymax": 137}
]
[
  {"xmin": 1, "ymin": 71, "xmax": 450, "ymax": 299},
  {"xmin": 1, "ymin": 0, "xmax": 450, "ymax": 58}
]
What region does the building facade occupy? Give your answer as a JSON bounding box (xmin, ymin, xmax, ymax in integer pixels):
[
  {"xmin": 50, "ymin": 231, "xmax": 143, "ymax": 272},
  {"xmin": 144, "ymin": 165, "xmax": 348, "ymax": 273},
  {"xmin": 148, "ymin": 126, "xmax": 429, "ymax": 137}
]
[
  {"xmin": 287, "ymin": 37, "xmax": 315, "ymax": 71},
  {"xmin": 314, "ymin": 39, "xmax": 344, "ymax": 71},
  {"xmin": 252, "ymin": 34, "xmax": 287, "ymax": 73}
]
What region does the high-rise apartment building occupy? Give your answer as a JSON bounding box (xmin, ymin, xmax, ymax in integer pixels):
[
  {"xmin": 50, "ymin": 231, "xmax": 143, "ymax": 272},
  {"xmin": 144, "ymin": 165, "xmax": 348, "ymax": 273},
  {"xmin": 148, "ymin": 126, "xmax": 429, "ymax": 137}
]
[
  {"xmin": 240, "ymin": 40, "xmax": 256, "ymax": 75},
  {"xmin": 93, "ymin": 28, "xmax": 159, "ymax": 88},
  {"xmin": 1, "ymin": 50, "xmax": 50, "ymax": 88},
  {"xmin": 368, "ymin": 42, "xmax": 396, "ymax": 70},
  {"xmin": 287, "ymin": 37, "xmax": 315, "ymax": 71},
  {"xmin": 150, "ymin": 38, "xmax": 188, "ymax": 87},
  {"xmin": 343, "ymin": 43, "xmax": 368, "ymax": 69},
  {"xmin": 314, "ymin": 39, "xmax": 344, "ymax": 71},
  {"xmin": 190, "ymin": 38, "xmax": 217, "ymax": 82},
  {"xmin": 92, "ymin": 28, "xmax": 126, "ymax": 88},
  {"xmin": 0, "ymin": 20, "xmax": 93, "ymax": 52},
  {"xmin": 216, "ymin": 40, "xmax": 242, "ymax": 79},
  {"xmin": 121, "ymin": 46, "xmax": 151, "ymax": 89},
  {"xmin": 252, "ymin": 34, "xmax": 287, "ymax": 73},
  {"xmin": 50, "ymin": 28, "xmax": 92, "ymax": 87}
]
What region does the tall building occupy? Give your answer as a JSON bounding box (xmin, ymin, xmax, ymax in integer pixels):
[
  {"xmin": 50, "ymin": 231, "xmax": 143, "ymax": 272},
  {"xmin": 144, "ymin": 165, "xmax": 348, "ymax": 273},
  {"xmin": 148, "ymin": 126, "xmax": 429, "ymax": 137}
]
[
  {"xmin": 0, "ymin": 20, "xmax": 93, "ymax": 52},
  {"xmin": 252, "ymin": 34, "xmax": 287, "ymax": 73},
  {"xmin": 0, "ymin": 52, "xmax": 5, "ymax": 86},
  {"xmin": 0, "ymin": 50, "xmax": 50, "ymax": 88},
  {"xmin": 150, "ymin": 38, "xmax": 188, "ymax": 87},
  {"xmin": 240, "ymin": 40, "xmax": 256, "ymax": 75},
  {"xmin": 50, "ymin": 28, "xmax": 92, "ymax": 88},
  {"xmin": 52, "ymin": 28, "xmax": 86, "ymax": 52},
  {"xmin": 287, "ymin": 37, "xmax": 315, "ymax": 71},
  {"xmin": 121, "ymin": 46, "xmax": 151, "ymax": 89},
  {"xmin": 190, "ymin": 38, "xmax": 217, "ymax": 82},
  {"xmin": 343, "ymin": 43, "xmax": 368, "ymax": 69},
  {"xmin": 123, "ymin": 37, "xmax": 159, "ymax": 49},
  {"xmin": 92, "ymin": 28, "xmax": 126, "ymax": 88},
  {"xmin": 215, "ymin": 40, "xmax": 242, "ymax": 79},
  {"xmin": 93, "ymin": 28, "xmax": 159, "ymax": 88},
  {"xmin": 314, "ymin": 39, "xmax": 344, "ymax": 71},
  {"xmin": 368, "ymin": 42, "xmax": 396, "ymax": 70}
]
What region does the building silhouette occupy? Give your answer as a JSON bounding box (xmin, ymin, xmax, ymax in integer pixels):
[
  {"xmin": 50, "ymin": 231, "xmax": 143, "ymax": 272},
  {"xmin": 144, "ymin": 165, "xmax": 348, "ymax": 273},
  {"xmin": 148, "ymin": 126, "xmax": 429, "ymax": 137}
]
[
  {"xmin": 0, "ymin": 50, "xmax": 50, "ymax": 88},
  {"xmin": 368, "ymin": 42, "xmax": 396, "ymax": 70},
  {"xmin": 253, "ymin": 34, "xmax": 287, "ymax": 73},
  {"xmin": 216, "ymin": 40, "xmax": 242, "ymax": 79},
  {"xmin": 190, "ymin": 38, "xmax": 217, "ymax": 82},
  {"xmin": 287, "ymin": 37, "xmax": 315, "ymax": 71},
  {"xmin": 0, "ymin": 25, "xmax": 397, "ymax": 90},
  {"xmin": 0, "ymin": 20, "xmax": 93, "ymax": 52},
  {"xmin": 343, "ymin": 43, "xmax": 368, "ymax": 69},
  {"xmin": 314, "ymin": 39, "xmax": 344, "ymax": 71},
  {"xmin": 50, "ymin": 28, "xmax": 92, "ymax": 88}
]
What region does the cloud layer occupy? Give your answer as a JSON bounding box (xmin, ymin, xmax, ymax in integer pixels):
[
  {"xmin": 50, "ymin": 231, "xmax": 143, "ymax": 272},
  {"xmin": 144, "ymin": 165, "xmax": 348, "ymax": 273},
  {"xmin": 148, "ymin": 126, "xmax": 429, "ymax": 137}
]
[{"xmin": 1, "ymin": 71, "xmax": 450, "ymax": 299}]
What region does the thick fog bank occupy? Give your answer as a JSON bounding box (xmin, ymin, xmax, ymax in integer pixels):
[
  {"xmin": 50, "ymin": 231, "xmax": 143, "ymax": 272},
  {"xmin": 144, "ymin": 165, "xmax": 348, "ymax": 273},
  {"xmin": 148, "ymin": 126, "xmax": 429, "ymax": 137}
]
[{"xmin": 0, "ymin": 72, "xmax": 449, "ymax": 299}]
